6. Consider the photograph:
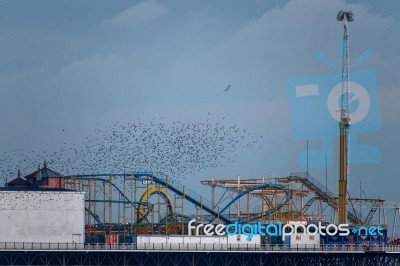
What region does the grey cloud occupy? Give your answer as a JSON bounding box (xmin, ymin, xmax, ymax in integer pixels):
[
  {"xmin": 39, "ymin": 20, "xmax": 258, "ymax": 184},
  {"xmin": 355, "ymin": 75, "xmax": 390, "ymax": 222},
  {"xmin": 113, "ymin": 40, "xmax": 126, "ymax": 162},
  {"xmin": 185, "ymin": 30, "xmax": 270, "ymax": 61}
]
[{"xmin": 100, "ymin": 0, "xmax": 168, "ymax": 30}]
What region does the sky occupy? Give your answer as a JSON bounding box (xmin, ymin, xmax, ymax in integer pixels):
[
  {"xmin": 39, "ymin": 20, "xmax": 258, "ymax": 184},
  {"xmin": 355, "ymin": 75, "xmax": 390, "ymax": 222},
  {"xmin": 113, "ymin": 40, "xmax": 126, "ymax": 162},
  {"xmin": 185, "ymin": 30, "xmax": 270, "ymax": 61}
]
[{"xmin": 1, "ymin": 0, "xmax": 400, "ymax": 206}]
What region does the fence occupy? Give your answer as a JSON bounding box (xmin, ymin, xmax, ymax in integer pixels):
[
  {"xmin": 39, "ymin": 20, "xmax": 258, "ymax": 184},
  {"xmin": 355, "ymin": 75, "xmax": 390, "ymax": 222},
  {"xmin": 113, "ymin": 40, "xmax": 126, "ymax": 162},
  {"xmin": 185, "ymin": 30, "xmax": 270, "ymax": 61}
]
[{"xmin": 0, "ymin": 242, "xmax": 399, "ymax": 252}]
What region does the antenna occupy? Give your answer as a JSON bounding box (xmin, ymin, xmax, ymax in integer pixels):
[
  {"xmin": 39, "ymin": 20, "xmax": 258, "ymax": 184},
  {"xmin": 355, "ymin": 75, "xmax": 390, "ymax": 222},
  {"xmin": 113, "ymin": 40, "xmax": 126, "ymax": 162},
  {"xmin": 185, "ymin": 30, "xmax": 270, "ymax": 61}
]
[
  {"xmin": 337, "ymin": 10, "xmax": 354, "ymax": 225},
  {"xmin": 306, "ymin": 140, "xmax": 309, "ymax": 175}
]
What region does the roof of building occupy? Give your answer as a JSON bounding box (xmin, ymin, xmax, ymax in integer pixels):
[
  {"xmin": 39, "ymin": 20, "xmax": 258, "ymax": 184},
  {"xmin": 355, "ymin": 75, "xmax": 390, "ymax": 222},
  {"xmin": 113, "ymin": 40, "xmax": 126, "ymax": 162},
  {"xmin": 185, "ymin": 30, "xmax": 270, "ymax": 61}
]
[
  {"xmin": 6, "ymin": 177, "xmax": 31, "ymax": 187},
  {"xmin": 25, "ymin": 161, "xmax": 63, "ymax": 179},
  {"xmin": 0, "ymin": 187, "xmax": 73, "ymax": 192}
]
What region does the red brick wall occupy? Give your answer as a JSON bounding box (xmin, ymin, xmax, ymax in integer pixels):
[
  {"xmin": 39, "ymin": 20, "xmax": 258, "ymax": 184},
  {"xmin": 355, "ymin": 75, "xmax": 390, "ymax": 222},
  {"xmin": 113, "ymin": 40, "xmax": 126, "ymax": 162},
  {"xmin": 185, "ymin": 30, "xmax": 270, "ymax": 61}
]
[{"xmin": 41, "ymin": 178, "xmax": 65, "ymax": 189}]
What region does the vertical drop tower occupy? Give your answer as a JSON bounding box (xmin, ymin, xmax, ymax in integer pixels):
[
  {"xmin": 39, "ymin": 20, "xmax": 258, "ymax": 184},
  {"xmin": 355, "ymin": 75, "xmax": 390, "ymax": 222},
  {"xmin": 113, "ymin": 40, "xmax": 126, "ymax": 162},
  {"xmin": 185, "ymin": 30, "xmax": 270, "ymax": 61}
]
[{"xmin": 337, "ymin": 10, "xmax": 354, "ymax": 224}]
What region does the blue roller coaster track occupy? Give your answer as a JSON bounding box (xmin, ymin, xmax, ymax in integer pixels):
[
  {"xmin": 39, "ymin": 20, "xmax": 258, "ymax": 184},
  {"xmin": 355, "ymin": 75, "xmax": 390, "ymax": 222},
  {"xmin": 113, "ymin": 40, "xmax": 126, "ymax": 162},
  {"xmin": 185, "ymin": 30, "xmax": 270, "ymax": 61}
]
[
  {"xmin": 65, "ymin": 173, "xmax": 233, "ymax": 224},
  {"xmin": 67, "ymin": 172, "xmax": 340, "ymax": 226}
]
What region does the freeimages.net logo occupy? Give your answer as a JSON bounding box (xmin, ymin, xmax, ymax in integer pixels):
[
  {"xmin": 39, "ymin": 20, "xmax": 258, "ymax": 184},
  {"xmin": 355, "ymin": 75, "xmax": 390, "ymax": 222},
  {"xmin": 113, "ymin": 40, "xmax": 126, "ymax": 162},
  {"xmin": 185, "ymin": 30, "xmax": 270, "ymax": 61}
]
[{"xmin": 286, "ymin": 50, "xmax": 382, "ymax": 168}]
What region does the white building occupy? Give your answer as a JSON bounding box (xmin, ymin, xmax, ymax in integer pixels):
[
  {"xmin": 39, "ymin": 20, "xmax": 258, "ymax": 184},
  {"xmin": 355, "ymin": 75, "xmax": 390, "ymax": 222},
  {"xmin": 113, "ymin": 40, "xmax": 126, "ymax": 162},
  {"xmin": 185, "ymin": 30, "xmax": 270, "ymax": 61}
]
[
  {"xmin": 0, "ymin": 189, "xmax": 85, "ymax": 243},
  {"xmin": 290, "ymin": 232, "xmax": 320, "ymax": 248}
]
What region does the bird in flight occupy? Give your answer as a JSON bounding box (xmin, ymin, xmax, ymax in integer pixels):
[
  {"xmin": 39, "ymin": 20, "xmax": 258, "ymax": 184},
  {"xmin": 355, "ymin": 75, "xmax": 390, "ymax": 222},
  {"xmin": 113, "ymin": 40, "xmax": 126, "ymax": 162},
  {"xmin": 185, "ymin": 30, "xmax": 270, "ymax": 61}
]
[{"xmin": 224, "ymin": 85, "xmax": 230, "ymax": 92}]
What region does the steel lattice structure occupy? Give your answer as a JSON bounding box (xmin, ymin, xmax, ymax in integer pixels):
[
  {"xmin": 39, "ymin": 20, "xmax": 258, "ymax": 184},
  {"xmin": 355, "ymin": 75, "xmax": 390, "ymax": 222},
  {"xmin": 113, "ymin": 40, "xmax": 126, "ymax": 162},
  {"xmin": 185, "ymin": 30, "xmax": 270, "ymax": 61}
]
[
  {"xmin": 0, "ymin": 250, "xmax": 399, "ymax": 266},
  {"xmin": 62, "ymin": 171, "xmax": 400, "ymax": 241}
]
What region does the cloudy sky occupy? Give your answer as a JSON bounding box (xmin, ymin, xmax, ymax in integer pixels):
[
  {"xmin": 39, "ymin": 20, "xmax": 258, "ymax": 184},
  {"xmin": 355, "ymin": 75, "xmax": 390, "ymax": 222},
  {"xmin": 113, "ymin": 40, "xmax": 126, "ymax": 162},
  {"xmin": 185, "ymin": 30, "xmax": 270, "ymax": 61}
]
[{"xmin": 1, "ymin": 0, "xmax": 399, "ymax": 202}]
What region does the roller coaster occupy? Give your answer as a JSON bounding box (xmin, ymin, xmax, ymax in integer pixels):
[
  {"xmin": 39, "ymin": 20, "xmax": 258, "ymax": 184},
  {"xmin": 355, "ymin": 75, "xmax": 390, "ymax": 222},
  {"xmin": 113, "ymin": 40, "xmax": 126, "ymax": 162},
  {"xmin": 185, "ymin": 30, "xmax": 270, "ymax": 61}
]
[{"xmin": 64, "ymin": 172, "xmax": 400, "ymax": 242}]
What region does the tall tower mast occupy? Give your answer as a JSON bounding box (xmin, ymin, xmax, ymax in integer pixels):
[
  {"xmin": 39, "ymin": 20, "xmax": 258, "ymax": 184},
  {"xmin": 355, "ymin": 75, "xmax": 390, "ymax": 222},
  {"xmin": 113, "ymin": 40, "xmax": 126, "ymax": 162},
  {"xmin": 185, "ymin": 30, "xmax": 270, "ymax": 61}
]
[{"xmin": 337, "ymin": 10, "xmax": 354, "ymax": 224}]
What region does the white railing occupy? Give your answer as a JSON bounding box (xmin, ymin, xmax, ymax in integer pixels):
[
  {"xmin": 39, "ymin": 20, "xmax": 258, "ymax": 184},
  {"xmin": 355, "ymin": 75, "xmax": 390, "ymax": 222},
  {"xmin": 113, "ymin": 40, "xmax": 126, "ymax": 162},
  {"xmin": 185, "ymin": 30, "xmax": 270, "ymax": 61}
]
[{"xmin": 0, "ymin": 242, "xmax": 396, "ymax": 252}]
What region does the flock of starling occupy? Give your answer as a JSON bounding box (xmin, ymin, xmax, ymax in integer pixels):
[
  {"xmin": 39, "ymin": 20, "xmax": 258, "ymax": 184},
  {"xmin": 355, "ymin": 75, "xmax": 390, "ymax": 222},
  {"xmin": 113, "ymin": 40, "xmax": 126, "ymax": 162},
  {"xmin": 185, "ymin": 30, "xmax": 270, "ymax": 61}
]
[
  {"xmin": 0, "ymin": 119, "xmax": 261, "ymax": 183},
  {"xmin": 0, "ymin": 192, "xmax": 83, "ymax": 210}
]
